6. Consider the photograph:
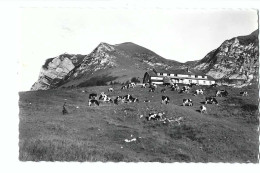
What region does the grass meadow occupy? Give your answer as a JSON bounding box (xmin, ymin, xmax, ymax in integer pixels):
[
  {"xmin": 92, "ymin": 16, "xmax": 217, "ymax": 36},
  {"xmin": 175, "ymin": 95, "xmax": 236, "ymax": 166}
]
[{"xmin": 19, "ymin": 83, "xmax": 259, "ymax": 162}]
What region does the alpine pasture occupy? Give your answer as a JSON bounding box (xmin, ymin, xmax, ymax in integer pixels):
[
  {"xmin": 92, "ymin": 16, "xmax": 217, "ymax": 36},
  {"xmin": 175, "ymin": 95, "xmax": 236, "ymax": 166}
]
[{"xmin": 19, "ymin": 83, "xmax": 259, "ymax": 162}]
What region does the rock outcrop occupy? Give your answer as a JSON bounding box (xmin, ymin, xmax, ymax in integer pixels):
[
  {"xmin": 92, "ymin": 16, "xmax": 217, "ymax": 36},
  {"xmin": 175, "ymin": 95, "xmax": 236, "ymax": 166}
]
[
  {"xmin": 31, "ymin": 54, "xmax": 85, "ymax": 90},
  {"xmin": 195, "ymin": 29, "xmax": 259, "ymax": 85}
]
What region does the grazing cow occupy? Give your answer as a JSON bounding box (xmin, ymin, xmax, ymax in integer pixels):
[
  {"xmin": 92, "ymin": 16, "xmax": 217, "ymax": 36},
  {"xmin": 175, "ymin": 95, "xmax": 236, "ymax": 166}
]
[
  {"xmin": 89, "ymin": 93, "xmax": 97, "ymax": 99},
  {"xmin": 130, "ymin": 97, "xmax": 139, "ymax": 103},
  {"xmin": 182, "ymin": 99, "xmax": 193, "ymax": 106},
  {"xmin": 194, "ymin": 89, "xmax": 204, "ymax": 96},
  {"xmin": 141, "ymin": 83, "xmax": 147, "ymax": 88},
  {"xmin": 150, "ymin": 83, "xmax": 157, "ymax": 89},
  {"xmin": 161, "ymin": 88, "xmax": 166, "ymax": 93},
  {"xmin": 205, "ymin": 97, "xmax": 218, "ymax": 105},
  {"xmin": 171, "ymin": 84, "xmax": 180, "ymax": 91},
  {"xmin": 99, "ymin": 92, "xmax": 108, "ymax": 100},
  {"xmin": 103, "ymin": 96, "xmax": 113, "ymax": 103},
  {"xmin": 161, "ymin": 96, "xmax": 170, "ymax": 104},
  {"xmin": 114, "ymin": 96, "xmax": 123, "ymax": 105},
  {"xmin": 147, "ymin": 112, "xmax": 165, "ymax": 121},
  {"xmin": 88, "ymin": 99, "xmax": 99, "ymax": 106},
  {"xmin": 210, "ymin": 83, "xmax": 218, "ymax": 87},
  {"xmin": 123, "ymin": 94, "xmax": 134, "ymax": 102},
  {"xmin": 216, "ymin": 90, "xmax": 228, "ymax": 97},
  {"xmin": 188, "ymin": 83, "xmax": 198, "ymax": 88},
  {"xmin": 108, "ymin": 88, "xmax": 114, "ymax": 92},
  {"xmin": 62, "ymin": 102, "xmax": 68, "ymax": 115},
  {"xmin": 121, "ymin": 85, "xmax": 127, "ymax": 90},
  {"xmin": 179, "ymin": 86, "xmax": 190, "ymax": 93},
  {"xmin": 149, "ymin": 85, "xmax": 156, "ymax": 92},
  {"xmin": 200, "ymin": 105, "xmax": 207, "ymax": 114},
  {"xmin": 127, "ymin": 83, "xmax": 136, "ymax": 89},
  {"xmin": 240, "ymin": 91, "xmax": 248, "ymax": 97}
]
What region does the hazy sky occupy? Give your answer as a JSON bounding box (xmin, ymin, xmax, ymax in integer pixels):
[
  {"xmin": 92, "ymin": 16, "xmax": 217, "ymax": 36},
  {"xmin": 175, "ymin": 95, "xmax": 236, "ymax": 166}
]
[{"xmin": 19, "ymin": 8, "xmax": 258, "ymax": 91}]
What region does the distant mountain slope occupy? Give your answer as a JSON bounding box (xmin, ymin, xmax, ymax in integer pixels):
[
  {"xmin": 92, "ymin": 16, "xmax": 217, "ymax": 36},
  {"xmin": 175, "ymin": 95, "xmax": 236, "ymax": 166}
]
[
  {"xmin": 195, "ymin": 29, "xmax": 259, "ymax": 85},
  {"xmin": 31, "ymin": 42, "xmax": 182, "ymax": 90}
]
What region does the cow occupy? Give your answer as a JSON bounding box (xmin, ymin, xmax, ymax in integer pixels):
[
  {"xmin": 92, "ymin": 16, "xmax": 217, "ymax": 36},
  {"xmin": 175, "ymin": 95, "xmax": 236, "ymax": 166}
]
[
  {"xmin": 99, "ymin": 92, "xmax": 108, "ymax": 100},
  {"xmin": 147, "ymin": 112, "xmax": 165, "ymax": 121},
  {"xmin": 141, "ymin": 83, "xmax": 147, "ymax": 88},
  {"xmin": 216, "ymin": 90, "xmax": 228, "ymax": 97},
  {"xmin": 121, "ymin": 85, "xmax": 127, "ymax": 90},
  {"xmin": 182, "ymin": 99, "xmax": 193, "ymax": 106},
  {"xmin": 103, "ymin": 96, "xmax": 113, "ymax": 103},
  {"xmin": 240, "ymin": 91, "xmax": 248, "ymax": 97},
  {"xmin": 62, "ymin": 102, "xmax": 68, "ymax": 115},
  {"xmin": 123, "ymin": 94, "xmax": 135, "ymax": 102},
  {"xmin": 205, "ymin": 97, "xmax": 218, "ymax": 105},
  {"xmin": 150, "ymin": 83, "xmax": 157, "ymax": 89},
  {"xmin": 188, "ymin": 83, "xmax": 198, "ymax": 88},
  {"xmin": 114, "ymin": 96, "xmax": 123, "ymax": 105},
  {"xmin": 149, "ymin": 85, "xmax": 156, "ymax": 92},
  {"xmin": 162, "ymin": 96, "xmax": 170, "ymax": 104},
  {"xmin": 179, "ymin": 86, "xmax": 190, "ymax": 93},
  {"xmin": 200, "ymin": 105, "xmax": 207, "ymax": 114},
  {"xmin": 210, "ymin": 83, "xmax": 218, "ymax": 87},
  {"xmin": 108, "ymin": 88, "xmax": 114, "ymax": 92},
  {"xmin": 161, "ymin": 88, "xmax": 166, "ymax": 93},
  {"xmin": 89, "ymin": 93, "xmax": 98, "ymax": 99},
  {"xmin": 130, "ymin": 97, "xmax": 139, "ymax": 103},
  {"xmin": 143, "ymin": 100, "xmax": 151, "ymax": 102},
  {"xmin": 194, "ymin": 89, "xmax": 204, "ymax": 96},
  {"xmin": 88, "ymin": 99, "xmax": 99, "ymax": 106},
  {"xmin": 127, "ymin": 82, "xmax": 136, "ymax": 89},
  {"xmin": 171, "ymin": 84, "xmax": 180, "ymax": 91}
]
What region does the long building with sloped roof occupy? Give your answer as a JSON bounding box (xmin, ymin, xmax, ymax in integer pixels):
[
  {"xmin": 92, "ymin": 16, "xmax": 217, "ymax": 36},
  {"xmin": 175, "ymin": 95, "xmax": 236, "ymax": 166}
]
[{"xmin": 143, "ymin": 68, "xmax": 215, "ymax": 85}]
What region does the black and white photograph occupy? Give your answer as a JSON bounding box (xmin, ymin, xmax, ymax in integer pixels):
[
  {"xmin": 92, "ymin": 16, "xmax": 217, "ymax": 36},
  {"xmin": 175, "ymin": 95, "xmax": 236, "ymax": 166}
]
[{"xmin": 16, "ymin": 2, "xmax": 259, "ymax": 164}]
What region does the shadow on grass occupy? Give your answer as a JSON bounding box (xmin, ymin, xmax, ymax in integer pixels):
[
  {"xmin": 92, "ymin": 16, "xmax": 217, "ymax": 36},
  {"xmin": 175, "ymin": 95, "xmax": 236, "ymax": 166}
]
[{"xmin": 78, "ymin": 75, "xmax": 118, "ymax": 87}]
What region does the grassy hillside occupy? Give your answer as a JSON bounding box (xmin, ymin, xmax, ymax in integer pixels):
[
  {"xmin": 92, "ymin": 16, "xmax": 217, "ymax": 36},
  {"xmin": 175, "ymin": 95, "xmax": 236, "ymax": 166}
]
[{"xmin": 19, "ymin": 84, "xmax": 259, "ymax": 162}]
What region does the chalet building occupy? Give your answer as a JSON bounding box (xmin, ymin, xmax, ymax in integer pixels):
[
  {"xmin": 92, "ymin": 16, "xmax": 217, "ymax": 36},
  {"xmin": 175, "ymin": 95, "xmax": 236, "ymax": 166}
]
[{"xmin": 143, "ymin": 68, "xmax": 215, "ymax": 85}]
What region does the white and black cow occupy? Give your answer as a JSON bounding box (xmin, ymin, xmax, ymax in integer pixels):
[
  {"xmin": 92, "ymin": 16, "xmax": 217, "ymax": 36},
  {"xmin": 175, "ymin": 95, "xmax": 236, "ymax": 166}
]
[
  {"xmin": 240, "ymin": 91, "xmax": 248, "ymax": 97},
  {"xmin": 121, "ymin": 85, "xmax": 127, "ymax": 90},
  {"xmin": 161, "ymin": 88, "xmax": 166, "ymax": 93},
  {"xmin": 182, "ymin": 99, "xmax": 193, "ymax": 106},
  {"xmin": 130, "ymin": 97, "xmax": 139, "ymax": 103},
  {"xmin": 147, "ymin": 112, "xmax": 165, "ymax": 121},
  {"xmin": 171, "ymin": 84, "xmax": 180, "ymax": 91},
  {"xmin": 108, "ymin": 88, "xmax": 114, "ymax": 92},
  {"xmin": 143, "ymin": 100, "xmax": 151, "ymax": 102},
  {"xmin": 216, "ymin": 90, "xmax": 228, "ymax": 97},
  {"xmin": 179, "ymin": 86, "xmax": 190, "ymax": 93},
  {"xmin": 161, "ymin": 96, "xmax": 170, "ymax": 104},
  {"xmin": 188, "ymin": 83, "xmax": 198, "ymax": 88},
  {"xmin": 89, "ymin": 93, "xmax": 98, "ymax": 99},
  {"xmin": 200, "ymin": 105, "xmax": 207, "ymax": 114},
  {"xmin": 127, "ymin": 83, "xmax": 136, "ymax": 89},
  {"xmin": 149, "ymin": 85, "xmax": 156, "ymax": 92},
  {"xmin": 99, "ymin": 92, "xmax": 107, "ymax": 100},
  {"xmin": 88, "ymin": 99, "xmax": 100, "ymax": 106},
  {"xmin": 210, "ymin": 83, "xmax": 218, "ymax": 87},
  {"xmin": 205, "ymin": 97, "xmax": 218, "ymax": 105},
  {"xmin": 114, "ymin": 96, "xmax": 122, "ymax": 105},
  {"xmin": 194, "ymin": 89, "xmax": 204, "ymax": 96},
  {"xmin": 141, "ymin": 83, "xmax": 148, "ymax": 88}
]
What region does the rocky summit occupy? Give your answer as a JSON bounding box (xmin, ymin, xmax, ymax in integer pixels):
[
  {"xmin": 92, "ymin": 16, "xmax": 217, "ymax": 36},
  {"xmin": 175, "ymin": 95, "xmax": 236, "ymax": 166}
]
[
  {"xmin": 31, "ymin": 42, "xmax": 181, "ymax": 90},
  {"xmin": 195, "ymin": 29, "xmax": 259, "ymax": 86}
]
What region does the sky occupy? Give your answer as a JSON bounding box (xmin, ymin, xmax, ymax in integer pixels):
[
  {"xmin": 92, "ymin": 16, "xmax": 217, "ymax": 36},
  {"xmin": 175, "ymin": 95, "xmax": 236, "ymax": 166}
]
[{"xmin": 19, "ymin": 7, "xmax": 258, "ymax": 91}]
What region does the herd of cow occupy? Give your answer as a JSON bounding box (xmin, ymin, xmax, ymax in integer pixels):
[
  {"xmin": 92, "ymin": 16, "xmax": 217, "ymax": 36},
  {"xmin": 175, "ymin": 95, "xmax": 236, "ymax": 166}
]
[{"xmin": 62, "ymin": 82, "xmax": 249, "ymax": 119}]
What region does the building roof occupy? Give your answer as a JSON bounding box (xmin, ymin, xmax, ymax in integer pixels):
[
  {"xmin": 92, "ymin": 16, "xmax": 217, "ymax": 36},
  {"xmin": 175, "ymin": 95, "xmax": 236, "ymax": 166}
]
[
  {"xmin": 153, "ymin": 68, "xmax": 215, "ymax": 81},
  {"xmin": 145, "ymin": 70, "xmax": 157, "ymax": 77}
]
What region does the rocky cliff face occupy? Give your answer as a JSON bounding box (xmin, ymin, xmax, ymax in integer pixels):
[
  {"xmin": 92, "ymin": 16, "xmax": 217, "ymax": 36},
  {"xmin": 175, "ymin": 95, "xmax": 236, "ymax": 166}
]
[
  {"xmin": 195, "ymin": 30, "xmax": 259, "ymax": 85},
  {"xmin": 31, "ymin": 54, "xmax": 85, "ymax": 90},
  {"xmin": 31, "ymin": 42, "xmax": 181, "ymax": 90}
]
